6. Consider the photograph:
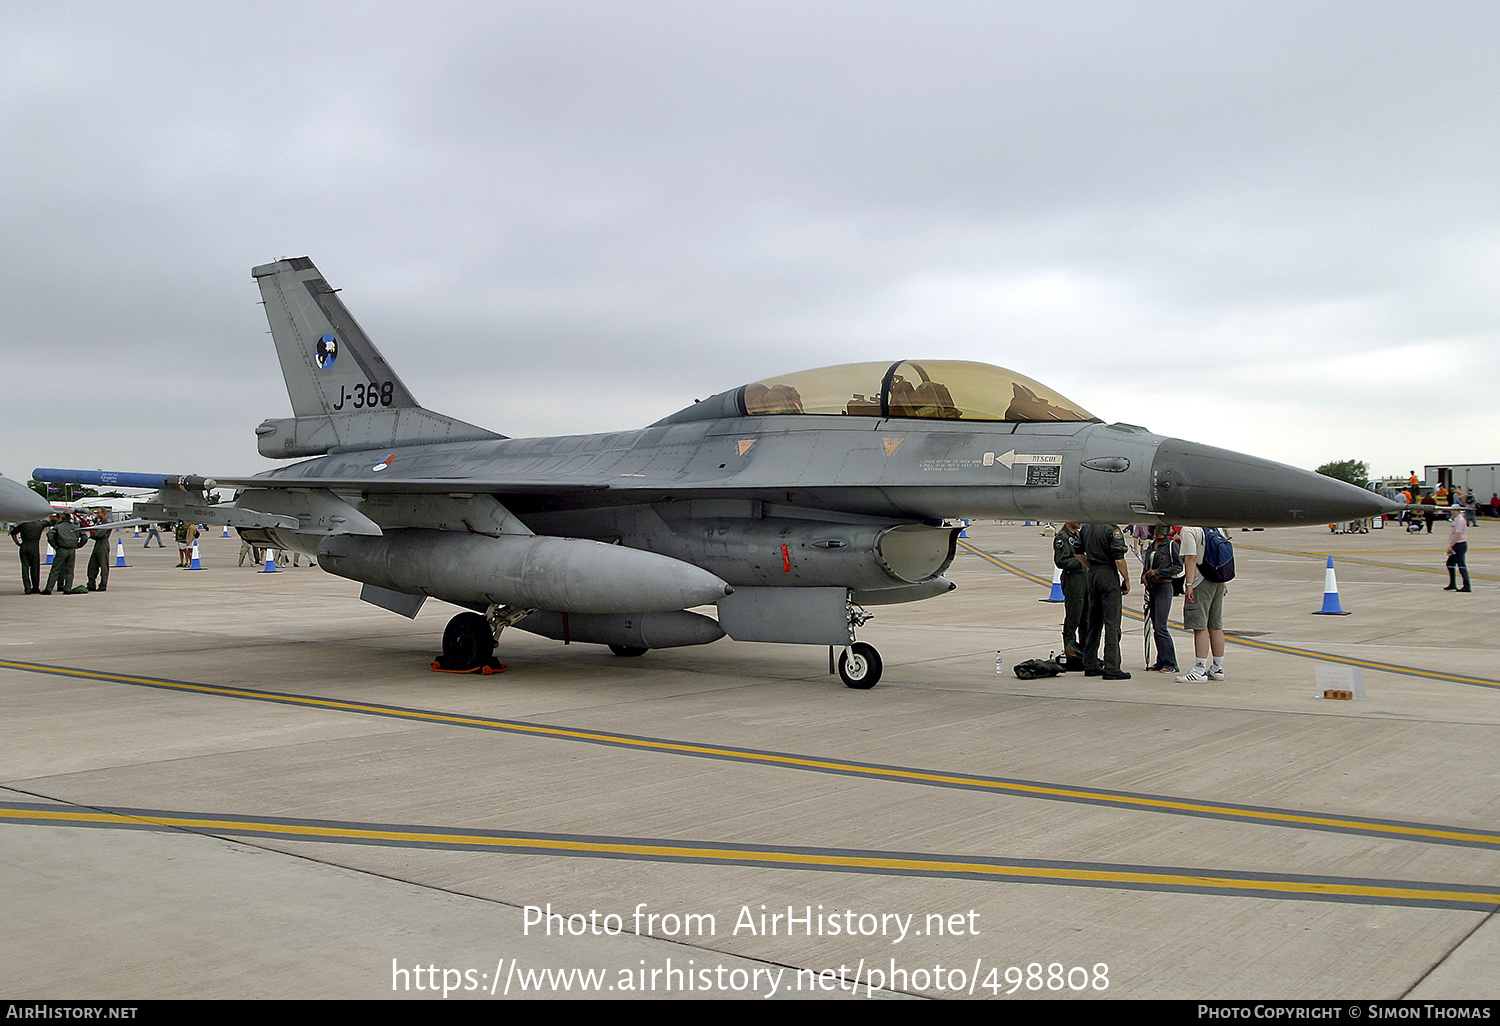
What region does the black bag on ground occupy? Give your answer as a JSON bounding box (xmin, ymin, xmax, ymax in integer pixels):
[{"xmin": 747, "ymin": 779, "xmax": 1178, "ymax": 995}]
[{"xmin": 1013, "ymin": 659, "xmax": 1065, "ymax": 680}]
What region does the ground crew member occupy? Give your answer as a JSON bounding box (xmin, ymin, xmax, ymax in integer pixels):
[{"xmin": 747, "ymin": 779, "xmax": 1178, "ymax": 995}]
[
  {"xmin": 85, "ymin": 513, "xmax": 113, "ymax": 592},
  {"xmin": 42, "ymin": 515, "xmax": 88, "ymax": 594},
  {"xmin": 10, "ymin": 516, "xmax": 51, "ymax": 594},
  {"xmin": 1073, "ymin": 522, "xmax": 1132, "ymax": 680},
  {"xmin": 1053, "ymin": 522, "xmax": 1086, "ymax": 669}
]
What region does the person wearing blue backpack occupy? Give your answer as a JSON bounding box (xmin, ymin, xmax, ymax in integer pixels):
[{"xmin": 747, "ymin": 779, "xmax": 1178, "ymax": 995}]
[{"xmin": 1176, "ymin": 525, "xmax": 1234, "ymax": 683}]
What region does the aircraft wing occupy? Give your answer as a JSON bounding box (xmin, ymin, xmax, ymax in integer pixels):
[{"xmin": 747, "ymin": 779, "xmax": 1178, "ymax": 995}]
[
  {"xmin": 33, "ymin": 468, "xmax": 297, "ymax": 533},
  {"xmin": 32, "ymin": 467, "xmax": 610, "ymax": 540}
]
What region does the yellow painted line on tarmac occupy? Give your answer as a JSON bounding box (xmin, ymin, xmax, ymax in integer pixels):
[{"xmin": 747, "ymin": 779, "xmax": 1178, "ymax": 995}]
[
  {"xmin": 4, "ymin": 657, "xmax": 1497, "ymax": 849},
  {"xmin": 1198, "ymin": 635, "xmax": 1500, "ymax": 689},
  {"xmin": 1236, "ymin": 543, "xmax": 1498, "ymax": 580},
  {"xmin": 958, "ymin": 540, "xmax": 1052, "ymax": 585},
  {"xmin": 956, "ymin": 542, "xmax": 1500, "ymax": 691},
  {"xmin": 2, "ymin": 803, "xmax": 1495, "ymax": 910}
]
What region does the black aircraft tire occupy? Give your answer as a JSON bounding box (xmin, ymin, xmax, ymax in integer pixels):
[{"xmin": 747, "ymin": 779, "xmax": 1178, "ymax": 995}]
[
  {"xmin": 443, "ymin": 612, "xmax": 496, "ymax": 670},
  {"xmin": 838, "ymin": 642, "xmax": 882, "ymax": 689},
  {"xmin": 608, "ymin": 645, "xmax": 649, "ymax": 657}
]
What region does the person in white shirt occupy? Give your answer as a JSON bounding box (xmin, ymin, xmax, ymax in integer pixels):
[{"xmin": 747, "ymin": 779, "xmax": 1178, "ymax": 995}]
[
  {"xmin": 1176, "ymin": 526, "xmax": 1227, "ymax": 682},
  {"xmin": 1445, "ymin": 510, "xmax": 1472, "ymax": 592}
]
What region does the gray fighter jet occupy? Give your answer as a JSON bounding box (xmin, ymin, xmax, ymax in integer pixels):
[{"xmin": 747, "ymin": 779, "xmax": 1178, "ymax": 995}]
[
  {"xmin": 36, "ymin": 258, "xmax": 1395, "ymax": 687},
  {"xmin": 0, "ymin": 472, "xmax": 55, "ymax": 522}
]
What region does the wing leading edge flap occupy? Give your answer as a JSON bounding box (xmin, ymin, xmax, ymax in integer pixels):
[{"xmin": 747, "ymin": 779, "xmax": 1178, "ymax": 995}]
[
  {"xmin": 133, "ymin": 488, "xmax": 382, "ymax": 537},
  {"xmin": 132, "ymin": 500, "xmax": 298, "ymax": 531},
  {"xmin": 210, "ymin": 475, "xmax": 607, "ymax": 496},
  {"xmin": 232, "ymin": 488, "xmax": 383, "ymax": 536}
]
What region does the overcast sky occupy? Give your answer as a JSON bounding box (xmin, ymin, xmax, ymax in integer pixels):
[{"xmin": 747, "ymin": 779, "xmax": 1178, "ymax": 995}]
[{"xmin": 3, "ymin": 0, "xmax": 1496, "ymax": 488}]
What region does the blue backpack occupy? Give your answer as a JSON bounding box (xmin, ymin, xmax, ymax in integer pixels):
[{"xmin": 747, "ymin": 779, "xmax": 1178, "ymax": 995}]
[{"xmin": 1199, "ymin": 527, "xmax": 1236, "ymax": 582}]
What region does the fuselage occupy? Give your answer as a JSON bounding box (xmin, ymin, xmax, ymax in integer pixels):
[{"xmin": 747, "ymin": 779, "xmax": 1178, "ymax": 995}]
[{"xmin": 253, "ymin": 413, "xmax": 1391, "ymax": 533}]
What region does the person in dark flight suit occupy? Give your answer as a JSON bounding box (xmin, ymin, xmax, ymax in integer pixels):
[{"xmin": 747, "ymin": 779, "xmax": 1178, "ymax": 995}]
[
  {"xmin": 85, "ymin": 511, "xmax": 113, "ymax": 592},
  {"xmin": 10, "ymin": 516, "xmax": 51, "ymax": 594},
  {"xmin": 1073, "ymin": 522, "xmax": 1132, "ymax": 680},
  {"xmin": 1053, "ymin": 523, "xmax": 1086, "ymax": 669},
  {"xmin": 43, "ymin": 515, "xmax": 88, "ymax": 595}
]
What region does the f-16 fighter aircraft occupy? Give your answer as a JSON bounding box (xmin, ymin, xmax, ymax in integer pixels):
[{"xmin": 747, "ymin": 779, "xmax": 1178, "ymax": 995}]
[{"xmin": 36, "ymin": 258, "xmax": 1396, "ymax": 687}]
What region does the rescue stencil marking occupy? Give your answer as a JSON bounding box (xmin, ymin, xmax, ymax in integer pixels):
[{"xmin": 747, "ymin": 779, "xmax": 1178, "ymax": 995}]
[{"xmin": 984, "ymin": 450, "xmax": 1062, "ymax": 469}]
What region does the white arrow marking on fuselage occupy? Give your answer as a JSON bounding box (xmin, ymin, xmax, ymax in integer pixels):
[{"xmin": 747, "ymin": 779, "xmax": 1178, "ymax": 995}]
[{"xmin": 986, "ymin": 450, "xmax": 1063, "ymax": 470}]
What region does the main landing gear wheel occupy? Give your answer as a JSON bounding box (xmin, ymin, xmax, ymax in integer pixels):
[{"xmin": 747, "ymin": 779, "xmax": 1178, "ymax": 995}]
[
  {"xmin": 838, "ymin": 642, "xmax": 882, "ymax": 689},
  {"xmin": 608, "ymin": 645, "xmax": 648, "ymax": 657},
  {"xmin": 442, "ymin": 612, "xmax": 497, "ymax": 670}
]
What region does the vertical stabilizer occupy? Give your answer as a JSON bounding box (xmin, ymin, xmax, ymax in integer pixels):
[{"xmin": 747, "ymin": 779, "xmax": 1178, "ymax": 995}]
[
  {"xmin": 251, "ymin": 258, "xmax": 502, "ymax": 458},
  {"xmin": 253, "ymin": 257, "xmax": 420, "ymax": 418}
]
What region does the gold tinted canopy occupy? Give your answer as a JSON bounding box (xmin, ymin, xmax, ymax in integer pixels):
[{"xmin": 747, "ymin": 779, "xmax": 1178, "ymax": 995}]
[{"xmin": 740, "ymin": 360, "xmax": 1094, "ymax": 422}]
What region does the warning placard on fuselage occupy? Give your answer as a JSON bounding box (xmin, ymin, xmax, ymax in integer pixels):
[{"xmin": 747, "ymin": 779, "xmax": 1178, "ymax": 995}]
[{"xmin": 1025, "ymin": 463, "xmax": 1061, "ymax": 486}]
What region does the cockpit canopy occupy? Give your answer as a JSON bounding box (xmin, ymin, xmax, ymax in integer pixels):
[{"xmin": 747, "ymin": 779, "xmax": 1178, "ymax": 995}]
[{"xmin": 738, "ymin": 360, "xmax": 1096, "ymax": 422}]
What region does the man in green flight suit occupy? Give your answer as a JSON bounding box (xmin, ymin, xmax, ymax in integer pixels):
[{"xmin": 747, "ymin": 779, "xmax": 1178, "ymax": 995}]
[
  {"xmin": 1073, "ymin": 522, "xmax": 1132, "ymax": 680},
  {"xmin": 85, "ymin": 511, "xmax": 113, "ymax": 592},
  {"xmin": 42, "ymin": 514, "xmax": 89, "ymax": 595},
  {"xmin": 9, "ymin": 515, "xmax": 52, "ymax": 594},
  {"xmin": 1052, "ymin": 522, "xmax": 1087, "ymax": 669}
]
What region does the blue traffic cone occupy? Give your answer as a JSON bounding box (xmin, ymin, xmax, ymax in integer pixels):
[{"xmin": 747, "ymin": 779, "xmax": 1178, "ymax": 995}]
[
  {"xmin": 260, "ymin": 548, "xmax": 280, "ymax": 573},
  {"xmin": 1312, "ymin": 556, "xmax": 1350, "ymax": 615},
  {"xmin": 958, "ymin": 518, "xmax": 969, "ymax": 538},
  {"xmin": 1041, "ymin": 566, "xmax": 1066, "ymax": 602},
  {"xmin": 222, "ymin": 525, "xmax": 230, "ymax": 538},
  {"xmin": 45, "ymin": 543, "xmax": 54, "ymax": 565},
  {"xmin": 188, "ymin": 540, "xmax": 204, "ymax": 570},
  {"xmin": 114, "ymin": 534, "xmax": 128, "ymax": 567}
]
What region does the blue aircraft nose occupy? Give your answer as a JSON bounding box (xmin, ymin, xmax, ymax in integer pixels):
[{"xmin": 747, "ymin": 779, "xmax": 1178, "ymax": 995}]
[{"xmin": 1150, "ymin": 439, "xmax": 1400, "ymax": 527}]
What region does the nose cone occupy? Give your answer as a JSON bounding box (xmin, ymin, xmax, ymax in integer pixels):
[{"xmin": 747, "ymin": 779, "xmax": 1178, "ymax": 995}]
[
  {"xmin": 1150, "ymin": 440, "xmax": 1400, "ymax": 527},
  {"xmin": 0, "ymin": 473, "xmax": 54, "ymax": 521}
]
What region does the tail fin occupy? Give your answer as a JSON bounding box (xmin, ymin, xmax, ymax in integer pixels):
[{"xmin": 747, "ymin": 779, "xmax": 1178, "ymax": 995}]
[{"xmin": 251, "ymin": 257, "xmax": 502, "ymax": 458}]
